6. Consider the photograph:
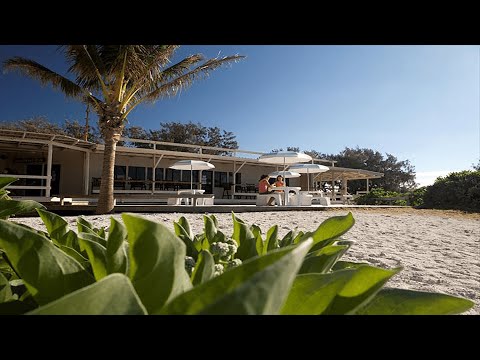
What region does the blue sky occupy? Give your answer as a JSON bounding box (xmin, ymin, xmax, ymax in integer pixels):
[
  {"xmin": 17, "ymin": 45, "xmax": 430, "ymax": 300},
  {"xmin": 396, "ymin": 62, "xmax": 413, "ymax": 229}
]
[{"xmin": 0, "ymin": 45, "xmax": 478, "ymax": 186}]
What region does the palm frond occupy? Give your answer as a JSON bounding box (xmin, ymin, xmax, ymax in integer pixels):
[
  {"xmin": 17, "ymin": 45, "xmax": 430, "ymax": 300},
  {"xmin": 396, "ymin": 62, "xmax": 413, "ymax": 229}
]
[
  {"xmin": 140, "ymin": 55, "xmax": 245, "ymax": 102},
  {"xmin": 61, "ymin": 45, "xmax": 105, "ymax": 90},
  {"xmin": 127, "ymin": 45, "xmax": 179, "ymax": 82},
  {"xmin": 121, "ymin": 54, "xmax": 245, "ymax": 119},
  {"xmin": 3, "ymin": 57, "xmax": 84, "ymax": 98}
]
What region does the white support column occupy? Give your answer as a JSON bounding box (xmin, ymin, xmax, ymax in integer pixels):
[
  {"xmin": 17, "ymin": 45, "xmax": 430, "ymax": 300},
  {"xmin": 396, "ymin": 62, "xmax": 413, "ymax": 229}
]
[
  {"xmin": 366, "ymin": 178, "xmax": 369, "ymax": 193},
  {"xmin": 46, "ymin": 142, "xmax": 53, "ymax": 197},
  {"xmin": 152, "ymin": 154, "xmax": 163, "ymax": 194},
  {"xmin": 83, "ymin": 151, "xmax": 90, "ymax": 195},
  {"xmin": 152, "ymin": 155, "xmax": 156, "ymax": 194}
]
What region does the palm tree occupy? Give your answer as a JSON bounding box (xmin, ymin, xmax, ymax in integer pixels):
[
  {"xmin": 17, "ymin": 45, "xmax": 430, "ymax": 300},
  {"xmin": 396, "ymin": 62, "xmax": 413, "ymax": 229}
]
[{"xmin": 3, "ymin": 46, "xmax": 244, "ymax": 214}]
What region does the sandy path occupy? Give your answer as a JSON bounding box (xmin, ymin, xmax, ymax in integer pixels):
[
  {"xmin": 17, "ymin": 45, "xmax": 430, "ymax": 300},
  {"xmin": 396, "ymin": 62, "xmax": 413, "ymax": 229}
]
[{"xmin": 11, "ymin": 208, "xmax": 480, "ymax": 314}]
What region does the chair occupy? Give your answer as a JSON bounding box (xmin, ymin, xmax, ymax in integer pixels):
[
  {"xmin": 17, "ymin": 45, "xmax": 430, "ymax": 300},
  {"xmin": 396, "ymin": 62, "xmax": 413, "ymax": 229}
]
[
  {"xmin": 222, "ymin": 184, "xmax": 232, "ymax": 198},
  {"xmin": 256, "ymin": 193, "xmax": 282, "ymax": 206}
]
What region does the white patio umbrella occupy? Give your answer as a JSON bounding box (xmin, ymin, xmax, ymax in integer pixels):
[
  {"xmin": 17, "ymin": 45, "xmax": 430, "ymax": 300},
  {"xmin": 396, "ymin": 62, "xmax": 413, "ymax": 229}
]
[
  {"xmin": 169, "ymin": 160, "xmax": 215, "ymax": 190},
  {"xmin": 268, "ymin": 170, "xmax": 301, "ymax": 178},
  {"xmin": 288, "ymin": 163, "xmax": 329, "ymax": 191},
  {"xmin": 258, "ymin": 151, "xmax": 312, "ymax": 180}
]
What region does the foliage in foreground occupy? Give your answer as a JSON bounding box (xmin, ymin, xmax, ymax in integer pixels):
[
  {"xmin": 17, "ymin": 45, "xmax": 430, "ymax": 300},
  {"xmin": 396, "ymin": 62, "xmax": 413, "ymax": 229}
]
[
  {"xmin": 0, "ymin": 177, "xmax": 45, "ymax": 220},
  {"xmin": 0, "ymin": 198, "xmax": 474, "ymax": 315}
]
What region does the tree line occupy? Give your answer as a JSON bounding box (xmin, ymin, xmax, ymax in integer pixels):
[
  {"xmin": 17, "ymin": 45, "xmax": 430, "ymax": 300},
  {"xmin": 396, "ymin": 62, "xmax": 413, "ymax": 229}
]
[
  {"xmin": 0, "ymin": 117, "xmax": 238, "ymax": 155},
  {"xmin": 271, "ymin": 146, "xmax": 416, "ymax": 193},
  {"xmin": 1, "ymin": 116, "xmax": 416, "ymax": 193}
]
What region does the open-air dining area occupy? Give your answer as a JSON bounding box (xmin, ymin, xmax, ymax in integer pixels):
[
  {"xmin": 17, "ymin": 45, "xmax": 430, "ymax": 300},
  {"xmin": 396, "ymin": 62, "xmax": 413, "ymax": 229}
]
[{"xmin": 0, "ymin": 129, "xmax": 384, "ymax": 210}]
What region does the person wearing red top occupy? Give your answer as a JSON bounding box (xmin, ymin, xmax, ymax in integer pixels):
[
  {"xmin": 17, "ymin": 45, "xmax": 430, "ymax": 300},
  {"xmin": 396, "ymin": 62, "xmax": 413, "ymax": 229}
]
[
  {"xmin": 258, "ymin": 174, "xmax": 276, "ymax": 206},
  {"xmin": 274, "ymin": 175, "xmax": 284, "ymax": 193}
]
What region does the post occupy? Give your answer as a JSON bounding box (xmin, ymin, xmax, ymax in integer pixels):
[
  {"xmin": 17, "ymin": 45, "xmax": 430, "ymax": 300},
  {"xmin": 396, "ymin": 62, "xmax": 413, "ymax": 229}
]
[
  {"xmin": 83, "ymin": 151, "xmax": 90, "ymax": 195},
  {"xmin": 366, "ymin": 178, "xmax": 369, "ymax": 193},
  {"xmin": 46, "ymin": 142, "xmax": 53, "ymax": 197},
  {"xmin": 152, "ymin": 155, "xmax": 156, "ymax": 194},
  {"xmin": 342, "ymin": 176, "xmax": 347, "ymax": 195},
  {"xmin": 84, "ymin": 104, "xmax": 90, "ymax": 141}
]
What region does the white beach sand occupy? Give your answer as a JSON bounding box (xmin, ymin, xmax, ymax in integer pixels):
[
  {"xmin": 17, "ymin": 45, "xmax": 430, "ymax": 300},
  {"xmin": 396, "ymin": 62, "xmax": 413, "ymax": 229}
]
[{"xmin": 11, "ymin": 208, "xmax": 480, "ymax": 315}]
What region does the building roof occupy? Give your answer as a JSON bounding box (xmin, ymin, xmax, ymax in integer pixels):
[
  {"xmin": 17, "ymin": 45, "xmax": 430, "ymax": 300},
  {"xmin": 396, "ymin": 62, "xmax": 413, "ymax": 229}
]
[
  {"xmin": 0, "ymin": 130, "xmax": 383, "ymax": 180},
  {"xmin": 0, "ymin": 129, "xmax": 96, "ymax": 151}
]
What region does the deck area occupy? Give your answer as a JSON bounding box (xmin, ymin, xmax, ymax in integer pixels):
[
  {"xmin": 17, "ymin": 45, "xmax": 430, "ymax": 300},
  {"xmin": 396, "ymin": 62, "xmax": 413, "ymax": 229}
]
[{"xmin": 42, "ymin": 203, "xmax": 408, "ymax": 215}]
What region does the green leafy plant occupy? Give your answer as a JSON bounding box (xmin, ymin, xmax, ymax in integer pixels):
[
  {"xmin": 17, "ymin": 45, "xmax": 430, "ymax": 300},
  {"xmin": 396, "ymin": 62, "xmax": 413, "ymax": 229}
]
[
  {"xmin": 0, "ymin": 208, "xmax": 474, "ymax": 315},
  {"xmin": 0, "ymin": 177, "xmax": 45, "ymax": 219}
]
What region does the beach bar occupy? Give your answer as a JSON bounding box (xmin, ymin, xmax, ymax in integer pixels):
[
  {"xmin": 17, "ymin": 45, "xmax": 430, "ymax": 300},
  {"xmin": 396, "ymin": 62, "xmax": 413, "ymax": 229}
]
[{"xmin": 0, "ymin": 129, "xmax": 383, "ymax": 206}]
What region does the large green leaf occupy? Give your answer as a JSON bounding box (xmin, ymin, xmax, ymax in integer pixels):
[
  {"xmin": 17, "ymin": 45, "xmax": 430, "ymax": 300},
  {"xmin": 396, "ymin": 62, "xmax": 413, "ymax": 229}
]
[
  {"xmin": 177, "ymin": 216, "xmax": 193, "ymax": 239},
  {"xmin": 203, "ymin": 215, "xmax": 217, "ymax": 244},
  {"xmin": 161, "ymin": 239, "xmax": 313, "ymax": 315},
  {"xmin": 299, "ymin": 245, "xmax": 348, "ymax": 274},
  {"xmin": 57, "ymin": 244, "xmax": 90, "ymax": 270},
  {"xmin": 78, "ymin": 235, "xmax": 108, "ymax": 281},
  {"xmin": 59, "ymin": 230, "xmax": 80, "ymax": 251},
  {"xmin": 77, "ymin": 216, "xmax": 97, "ymax": 235},
  {"xmin": 265, "ymin": 225, "xmax": 279, "ymax": 253},
  {"xmin": 0, "ymin": 272, "xmax": 13, "ymax": 303},
  {"xmin": 356, "ymin": 288, "xmax": 475, "ymax": 315},
  {"xmin": 191, "ymin": 250, "xmax": 215, "ymax": 286},
  {"xmin": 332, "ymin": 260, "xmax": 370, "ymax": 271},
  {"xmin": 77, "ymin": 231, "xmax": 107, "ymax": 248},
  {"xmin": 232, "ymin": 213, "xmax": 258, "ymax": 261},
  {"xmin": 37, "ymin": 208, "xmax": 69, "ymax": 241},
  {"xmin": 122, "ymin": 213, "xmax": 192, "ymax": 314},
  {"xmin": 308, "ymin": 212, "xmax": 355, "ymax": 252},
  {"xmin": 0, "ymin": 220, "xmax": 94, "ymax": 305},
  {"xmin": 279, "ymin": 229, "xmax": 295, "ymax": 248},
  {"xmin": 323, "ymin": 265, "xmax": 401, "ymax": 314},
  {"xmin": 174, "ymin": 221, "xmax": 198, "ymax": 259},
  {"xmin": 106, "ymin": 217, "xmax": 128, "ymax": 275},
  {"xmin": 0, "ymin": 177, "xmax": 17, "ymax": 190},
  {"xmin": 0, "ymin": 199, "xmax": 45, "ymax": 219},
  {"xmin": 281, "ymin": 271, "xmax": 355, "ymax": 314},
  {"xmin": 28, "ymin": 274, "xmax": 147, "ymax": 315},
  {"xmin": 253, "ymin": 228, "xmax": 264, "ymax": 257}
]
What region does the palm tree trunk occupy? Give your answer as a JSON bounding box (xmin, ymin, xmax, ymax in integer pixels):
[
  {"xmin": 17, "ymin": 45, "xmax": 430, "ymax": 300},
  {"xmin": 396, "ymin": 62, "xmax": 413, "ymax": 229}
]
[{"xmin": 96, "ymin": 126, "xmax": 121, "ymax": 214}]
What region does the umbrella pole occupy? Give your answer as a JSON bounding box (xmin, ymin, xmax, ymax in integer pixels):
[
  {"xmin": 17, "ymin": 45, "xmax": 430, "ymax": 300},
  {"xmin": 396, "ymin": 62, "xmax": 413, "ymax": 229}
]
[{"xmin": 307, "ymin": 168, "xmax": 310, "ymax": 192}]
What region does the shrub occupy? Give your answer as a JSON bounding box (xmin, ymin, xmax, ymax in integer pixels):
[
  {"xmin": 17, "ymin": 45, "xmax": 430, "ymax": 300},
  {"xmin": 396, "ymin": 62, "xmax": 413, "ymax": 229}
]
[
  {"xmin": 0, "ymin": 207, "xmax": 473, "ymax": 315},
  {"xmin": 355, "ymin": 187, "xmax": 407, "ymax": 206},
  {"xmin": 408, "ymin": 187, "xmax": 427, "ymax": 207},
  {"xmin": 421, "ymin": 170, "xmax": 480, "ymax": 211}
]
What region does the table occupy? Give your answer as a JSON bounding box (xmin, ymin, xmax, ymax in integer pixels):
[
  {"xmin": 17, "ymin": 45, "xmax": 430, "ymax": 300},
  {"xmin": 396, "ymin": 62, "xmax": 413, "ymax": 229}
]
[
  {"xmin": 271, "ymin": 186, "xmax": 301, "ymax": 206},
  {"xmin": 175, "ymin": 189, "xmax": 206, "ymax": 206}
]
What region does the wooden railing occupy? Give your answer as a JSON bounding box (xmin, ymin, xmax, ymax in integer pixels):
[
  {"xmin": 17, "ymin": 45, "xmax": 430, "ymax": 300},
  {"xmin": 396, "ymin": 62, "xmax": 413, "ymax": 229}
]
[{"xmin": 0, "ymin": 174, "xmax": 51, "ymax": 191}]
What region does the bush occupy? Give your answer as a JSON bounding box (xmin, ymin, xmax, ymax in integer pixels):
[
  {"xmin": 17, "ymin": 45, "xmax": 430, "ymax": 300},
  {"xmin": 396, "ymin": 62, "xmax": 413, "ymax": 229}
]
[
  {"xmin": 422, "ymin": 170, "xmax": 480, "ymax": 211},
  {"xmin": 355, "ymin": 187, "xmax": 407, "ymax": 206},
  {"xmin": 408, "ymin": 187, "xmax": 427, "ymax": 207},
  {"xmin": 0, "ymin": 206, "xmax": 473, "ymax": 315}
]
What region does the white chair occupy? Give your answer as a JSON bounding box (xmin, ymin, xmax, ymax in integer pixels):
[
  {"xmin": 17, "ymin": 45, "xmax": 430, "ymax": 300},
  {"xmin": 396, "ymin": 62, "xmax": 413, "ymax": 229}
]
[{"xmin": 256, "ymin": 193, "xmax": 282, "ymax": 206}]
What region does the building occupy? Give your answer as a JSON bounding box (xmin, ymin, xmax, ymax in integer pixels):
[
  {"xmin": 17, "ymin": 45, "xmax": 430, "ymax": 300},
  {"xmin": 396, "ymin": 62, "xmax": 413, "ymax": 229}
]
[{"xmin": 0, "ymin": 129, "xmax": 383, "ymax": 203}]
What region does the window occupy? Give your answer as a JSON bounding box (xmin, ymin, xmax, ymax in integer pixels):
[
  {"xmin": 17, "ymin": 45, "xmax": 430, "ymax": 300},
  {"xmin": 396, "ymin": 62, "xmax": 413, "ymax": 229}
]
[
  {"xmin": 147, "ymin": 168, "xmax": 164, "ymax": 181},
  {"xmin": 165, "ymin": 168, "xmax": 181, "ymax": 181},
  {"xmin": 182, "ymin": 170, "xmax": 199, "ymax": 183},
  {"xmin": 128, "ymin": 166, "xmax": 146, "ymax": 180},
  {"xmin": 214, "ymin": 171, "xmax": 229, "ymax": 186},
  {"xmin": 114, "ymin": 165, "xmax": 126, "ymax": 179}
]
